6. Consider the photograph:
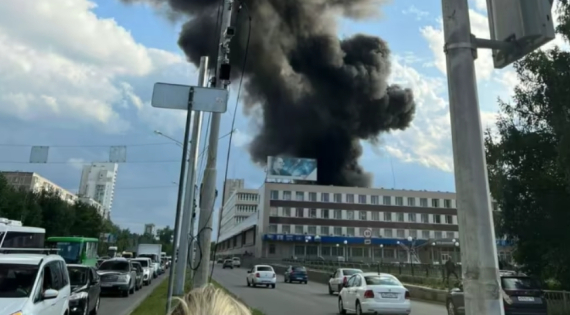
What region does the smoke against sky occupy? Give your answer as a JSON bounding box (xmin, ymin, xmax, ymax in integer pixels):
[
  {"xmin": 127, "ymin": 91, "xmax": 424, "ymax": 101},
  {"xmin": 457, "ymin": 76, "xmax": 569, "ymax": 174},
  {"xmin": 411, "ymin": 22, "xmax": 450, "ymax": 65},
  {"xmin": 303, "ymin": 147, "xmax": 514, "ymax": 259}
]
[{"xmin": 121, "ymin": 0, "xmax": 416, "ymax": 187}]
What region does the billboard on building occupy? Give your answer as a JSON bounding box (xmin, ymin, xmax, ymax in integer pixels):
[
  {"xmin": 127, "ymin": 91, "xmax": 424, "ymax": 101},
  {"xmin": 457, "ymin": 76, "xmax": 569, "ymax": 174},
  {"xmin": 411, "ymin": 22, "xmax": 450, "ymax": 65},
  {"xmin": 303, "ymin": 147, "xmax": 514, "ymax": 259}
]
[{"xmin": 266, "ymin": 156, "xmax": 317, "ymax": 181}]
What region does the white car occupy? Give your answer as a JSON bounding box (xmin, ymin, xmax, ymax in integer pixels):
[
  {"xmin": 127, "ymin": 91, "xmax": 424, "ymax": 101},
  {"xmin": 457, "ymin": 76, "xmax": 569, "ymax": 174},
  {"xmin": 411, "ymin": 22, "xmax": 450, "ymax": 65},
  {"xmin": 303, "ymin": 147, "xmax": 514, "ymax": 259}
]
[
  {"xmin": 246, "ymin": 265, "xmax": 276, "ymax": 288},
  {"xmin": 328, "ymin": 268, "xmax": 363, "ymax": 294},
  {"xmin": 232, "ymin": 257, "xmax": 241, "ymax": 268},
  {"xmin": 338, "ymin": 272, "xmax": 411, "ymax": 315},
  {"xmin": 132, "ymin": 258, "xmax": 153, "ymax": 285},
  {"xmin": 0, "ymin": 252, "xmax": 70, "ymax": 315}
]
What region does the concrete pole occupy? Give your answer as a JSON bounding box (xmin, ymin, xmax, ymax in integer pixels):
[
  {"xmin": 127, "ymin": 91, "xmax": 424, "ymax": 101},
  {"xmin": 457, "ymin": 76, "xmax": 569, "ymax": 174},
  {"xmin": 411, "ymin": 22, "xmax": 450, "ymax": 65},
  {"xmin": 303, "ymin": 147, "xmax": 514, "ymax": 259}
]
[
  {"xmin": 441, "ymin": 1, "xmax": 503, "ymax": 314},
  {"xmin": 173, "ymin": 56, "xmax": 209, "ymax": 296},
  {"xmin": 192, "ymin": 0, "xmax": 235, "ymax": 288}
]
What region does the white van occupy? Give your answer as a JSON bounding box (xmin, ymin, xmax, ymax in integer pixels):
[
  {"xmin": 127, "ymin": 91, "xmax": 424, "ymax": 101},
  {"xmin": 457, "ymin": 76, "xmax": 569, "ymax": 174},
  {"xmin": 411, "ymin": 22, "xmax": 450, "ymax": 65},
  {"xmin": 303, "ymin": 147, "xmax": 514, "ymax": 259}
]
[{"xmin": 232, "ymin": 257, "xmax": 241, "ymax": 268}]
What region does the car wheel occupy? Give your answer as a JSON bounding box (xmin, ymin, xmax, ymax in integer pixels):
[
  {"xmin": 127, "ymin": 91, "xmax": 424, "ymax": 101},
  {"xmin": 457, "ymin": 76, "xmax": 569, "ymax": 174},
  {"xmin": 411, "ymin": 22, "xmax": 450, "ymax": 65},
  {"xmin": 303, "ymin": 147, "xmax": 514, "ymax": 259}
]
[
  {"xmin": 338, "ymin": 298, "xmax": 346, "ymax": 315},
  {"xmin": 90, "ymin": 296, "xmax": 100, "ymax": 315},
  {"xmin": 247, "ymin": 279, "xmax": 250, "ymax": 287},
  {"xmin": 355, "ymin": 301, "xmax": 362, "ymax": 315},
  {"xmin": 83, "ymin": 298, "xmax": 89, "ymax": 315},
  {"xmin": 447, "ymin": 300, "xmax": 456, "ymax": 315},
  {"xmin": 328, "ymin": 284, "xmax": 334, "ymax": 295},
  {"xmin": 304, "ymin": 281, "xmax": 308, "ymax": 284},
  {"xmin": 122, "ymin": 289, "xmax": 129, "ymax": 297},
  {"xmin": 271, "ymin": 284, "xmax": 275, "ymax": 289}
]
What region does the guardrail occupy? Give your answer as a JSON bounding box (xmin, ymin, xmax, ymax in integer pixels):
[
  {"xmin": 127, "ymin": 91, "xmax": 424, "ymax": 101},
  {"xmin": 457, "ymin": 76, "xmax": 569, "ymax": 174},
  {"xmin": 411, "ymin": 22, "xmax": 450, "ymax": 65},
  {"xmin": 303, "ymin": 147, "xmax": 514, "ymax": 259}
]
[{"xmin": 240, "ymin": 257, "xmax": 569, "ymax": 315}]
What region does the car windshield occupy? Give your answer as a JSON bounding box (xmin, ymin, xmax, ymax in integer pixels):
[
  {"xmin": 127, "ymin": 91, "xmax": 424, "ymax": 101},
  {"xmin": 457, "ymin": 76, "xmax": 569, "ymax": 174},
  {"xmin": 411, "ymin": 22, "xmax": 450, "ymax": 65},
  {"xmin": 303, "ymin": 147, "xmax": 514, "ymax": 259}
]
[
  {"xmin": 257, "ymin": 266, "xmax": 273, "ymax": 271},
  {"xmin": 68, "ymin": 266, "xmax": 88, "ymax": 286},
  {"xmin": 134, "ymin": 260, "xmax": 148, "ymax": 267},
  {"xmin": 0, "ymin": 264, "xmax": 39, "ymax": 298},
  {"xmin": 99, "ymin": 261, "xmax": 129, "ymax": 272},
  {"xmin": 292, "ymin": 266, "xmax": 306, "ymax": 272},
  {"xmin": 502, "ymin": 277, "xmax": 541, "ymax": 290},
  {"xmin": 365, "ymin": 275, "xmax": 401, "ymax": 286},
  {"xmin": 55, "ymin": 242, "xmax": 82, "ymax": 264},
  {"xmin": 343, "ymin": 269, "xmax": 361, "ymax": 276},
  {"xmin": 138, "ymin": 254, "xmax": 157, "ymax": 262}
]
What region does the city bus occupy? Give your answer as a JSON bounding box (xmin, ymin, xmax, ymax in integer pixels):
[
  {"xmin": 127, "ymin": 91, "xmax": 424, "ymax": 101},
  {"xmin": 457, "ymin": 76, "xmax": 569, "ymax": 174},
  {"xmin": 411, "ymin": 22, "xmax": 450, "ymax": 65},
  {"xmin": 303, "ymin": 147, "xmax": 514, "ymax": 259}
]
[
  {"xmin": 0, "ymin": 218, "xmax": 45, "ymax": 249},
  {"xmin": 46, "ymin": 236, "xmax": 99, "ymax": 266}
]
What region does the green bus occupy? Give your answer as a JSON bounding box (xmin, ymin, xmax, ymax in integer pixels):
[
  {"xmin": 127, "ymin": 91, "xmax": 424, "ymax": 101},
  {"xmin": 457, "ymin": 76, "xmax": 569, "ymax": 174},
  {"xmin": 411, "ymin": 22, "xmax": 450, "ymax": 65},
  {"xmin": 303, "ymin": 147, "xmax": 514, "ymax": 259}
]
[{"xmin": 46, "ymin": 236, "xmax": 99, "ymax": 266}]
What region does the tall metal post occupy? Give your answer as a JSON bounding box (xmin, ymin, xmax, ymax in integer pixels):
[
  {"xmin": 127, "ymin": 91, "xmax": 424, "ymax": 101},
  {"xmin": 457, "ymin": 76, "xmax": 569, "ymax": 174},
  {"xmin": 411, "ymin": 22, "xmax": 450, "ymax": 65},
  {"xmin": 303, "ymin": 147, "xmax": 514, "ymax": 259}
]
[
  {"xmin": 441, "ymin": 1, "xmax": 503, "ymax": 314},
  {"xmin": 173, "ymin": 56, "xmax": 209, "ymax": 296},
  {"xmin": 192, "ymin": 0, "xmax": 235, "ymax": 288}
]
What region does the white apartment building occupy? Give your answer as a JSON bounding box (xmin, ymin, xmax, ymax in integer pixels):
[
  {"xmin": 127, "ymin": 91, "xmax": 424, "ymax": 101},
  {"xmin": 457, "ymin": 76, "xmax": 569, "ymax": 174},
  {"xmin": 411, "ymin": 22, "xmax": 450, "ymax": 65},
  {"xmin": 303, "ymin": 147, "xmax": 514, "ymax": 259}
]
[
  {"xmin": 78, "ymin": 163, "xmax": 118, "ymax": 219},
  {"xmin": 223, "ymin": 179, "xmax": 244, "ymax": 204},
  {"xmin": 219, "ymin": 187, "xmax": 259, "ymax": 236},
  {"xmin": 1, "ymin": 171, "xmax": 77, "ymax": 204},
  {"xmin": 216, "ymin": 182, "xmax": 509, "ymax": 262},
  {"xmin": 78, "ymin": 196, "xmax": 104, "ymax": 217}
]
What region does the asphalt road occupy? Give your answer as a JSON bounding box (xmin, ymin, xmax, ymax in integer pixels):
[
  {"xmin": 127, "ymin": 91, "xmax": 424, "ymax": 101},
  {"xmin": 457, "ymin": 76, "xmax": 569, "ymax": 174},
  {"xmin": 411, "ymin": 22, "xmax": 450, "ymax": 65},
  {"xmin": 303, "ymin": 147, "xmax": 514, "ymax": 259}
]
[
  {"xmin": 98, "ymin": 273, "xmax": 168, "ymax": 315},
  {"xmin": 211, "ymin": 265, "xmax": 447, "ymax": 315}
]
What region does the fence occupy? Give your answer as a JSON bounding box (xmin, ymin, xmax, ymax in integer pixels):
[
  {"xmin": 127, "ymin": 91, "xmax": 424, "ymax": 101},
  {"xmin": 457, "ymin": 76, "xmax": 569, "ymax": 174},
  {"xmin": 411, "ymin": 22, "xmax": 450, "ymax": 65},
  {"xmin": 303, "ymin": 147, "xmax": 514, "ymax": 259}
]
[{"xmin": 241, "ymin": 257, "xmax": 569, "ymax": 315}]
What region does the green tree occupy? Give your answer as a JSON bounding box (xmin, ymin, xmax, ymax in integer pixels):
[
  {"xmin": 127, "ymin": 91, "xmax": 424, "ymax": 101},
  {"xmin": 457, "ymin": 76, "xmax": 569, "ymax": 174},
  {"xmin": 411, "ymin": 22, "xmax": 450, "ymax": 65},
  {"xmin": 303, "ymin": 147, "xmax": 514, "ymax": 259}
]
[{"xmin": 485, "ymin": 1, "xmax": 570, "ymax": 289}]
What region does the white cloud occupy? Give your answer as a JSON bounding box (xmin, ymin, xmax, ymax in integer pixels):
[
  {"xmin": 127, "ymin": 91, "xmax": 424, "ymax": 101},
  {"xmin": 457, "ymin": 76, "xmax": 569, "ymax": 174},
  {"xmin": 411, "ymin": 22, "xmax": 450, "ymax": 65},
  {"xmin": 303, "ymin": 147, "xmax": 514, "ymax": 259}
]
[
  {"xmin": 402, "ymin": 5, "xmax": 429, "ymax": 21},
  {"xmin": 67, "ymin": 158, "xmax": 87, "ymax": 171},
  {"xmin": 0, "ymin": 0, "xmax": 190, "ymax": 133},
  {"xmin": 378, "ymin": 55, "xmax": 498, "ymax": 173}
]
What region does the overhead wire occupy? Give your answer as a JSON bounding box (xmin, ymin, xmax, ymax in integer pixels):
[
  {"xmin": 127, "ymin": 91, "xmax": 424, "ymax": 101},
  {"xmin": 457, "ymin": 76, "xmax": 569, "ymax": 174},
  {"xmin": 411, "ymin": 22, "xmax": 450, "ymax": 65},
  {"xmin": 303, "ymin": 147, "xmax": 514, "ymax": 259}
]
[
  {"xmin": 209, "ymin": 0, "xmax": 252, "ymax": 281},
  {"xmin": 0, "ymin": 142, "xmax": 177, "ymax": 148}
]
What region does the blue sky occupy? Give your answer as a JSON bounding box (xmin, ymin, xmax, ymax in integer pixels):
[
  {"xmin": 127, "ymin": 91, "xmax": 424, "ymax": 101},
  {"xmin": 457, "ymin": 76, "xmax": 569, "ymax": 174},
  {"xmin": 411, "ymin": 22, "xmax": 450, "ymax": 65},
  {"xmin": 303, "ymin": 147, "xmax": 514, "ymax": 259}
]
[{"xmin": 1, "ymin": 0, "xmax": 564, "ymax": 234}]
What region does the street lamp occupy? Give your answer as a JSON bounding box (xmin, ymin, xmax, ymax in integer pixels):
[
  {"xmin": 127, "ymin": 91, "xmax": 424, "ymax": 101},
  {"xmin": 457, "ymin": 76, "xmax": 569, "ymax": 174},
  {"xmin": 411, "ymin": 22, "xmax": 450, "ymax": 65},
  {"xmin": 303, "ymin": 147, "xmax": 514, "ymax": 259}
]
[
  {"xmin": 431, "ymin": 242, "xmax": 436, "ymax": 264},
  {"xmin": 154, "ymin": 130, "xmax": 184, "ymax": 147},
  {"xmin": 455, "ymin": 241, "xmax": 460, "ymax": 262},
  {"xmin": 343, "ymin": 240, "xmax": 348, "ymax": 261}
]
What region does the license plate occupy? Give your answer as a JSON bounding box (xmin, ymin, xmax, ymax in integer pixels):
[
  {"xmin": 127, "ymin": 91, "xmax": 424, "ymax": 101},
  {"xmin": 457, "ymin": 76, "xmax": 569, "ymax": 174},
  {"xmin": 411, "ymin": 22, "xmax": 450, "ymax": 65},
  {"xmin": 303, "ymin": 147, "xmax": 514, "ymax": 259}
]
[
  {"xmin": 381, "ymin": 293, "xmax": 398, "ymax": 298},
  {"xmin": 518, "ymin": 296, "xmax": 535, "ymax": 302}
]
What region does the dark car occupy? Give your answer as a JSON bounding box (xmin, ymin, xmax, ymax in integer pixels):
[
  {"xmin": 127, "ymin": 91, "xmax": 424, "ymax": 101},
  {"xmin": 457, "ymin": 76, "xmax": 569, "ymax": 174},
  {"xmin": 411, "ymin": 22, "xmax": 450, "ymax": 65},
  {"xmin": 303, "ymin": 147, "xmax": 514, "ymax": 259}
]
[
  {"xmin": 446, "ymin": 275, "xmax": 548, "ymax": 315},
  {"xmin": 284, "ymin": 265, "xmax": 308, "ymax": 284},
  {"xmin": 67, "ymin": 264, "xmax": 101, "ymax": 315},
  {"xmin": 131, "ymin": 261, "xmax": 144, "ymax": 290},
  {"xmin": 223, "ymin": 259, "xmax": 234, "ymax": 269}
]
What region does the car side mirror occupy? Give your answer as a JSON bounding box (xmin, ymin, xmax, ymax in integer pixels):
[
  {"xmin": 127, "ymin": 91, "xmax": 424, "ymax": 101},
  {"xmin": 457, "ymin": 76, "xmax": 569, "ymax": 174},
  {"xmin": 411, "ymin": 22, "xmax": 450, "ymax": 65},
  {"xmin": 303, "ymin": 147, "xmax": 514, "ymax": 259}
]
[{"xmin": 43, "ymin": 289, "xmax": 59, "ymax": 300}]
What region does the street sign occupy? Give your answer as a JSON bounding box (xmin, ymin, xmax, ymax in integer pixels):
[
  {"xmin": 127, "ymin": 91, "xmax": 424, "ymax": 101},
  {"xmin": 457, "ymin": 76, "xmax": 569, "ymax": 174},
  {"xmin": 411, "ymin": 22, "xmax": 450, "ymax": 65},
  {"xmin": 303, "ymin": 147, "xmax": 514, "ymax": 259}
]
[
  {"xmin": 151, "ymin": 83, "xmax": 229, "ymax": 113},
  {"xmin": 364, "ymin": 239, "xmax": 371, "ymax": 245},
  {"xmin": 486, "ymin": 0, "xmax": 555, "ymax": 68},
  {"xmin": 363, "ymin": 228, "xmax": 372, "ymax": 238}
]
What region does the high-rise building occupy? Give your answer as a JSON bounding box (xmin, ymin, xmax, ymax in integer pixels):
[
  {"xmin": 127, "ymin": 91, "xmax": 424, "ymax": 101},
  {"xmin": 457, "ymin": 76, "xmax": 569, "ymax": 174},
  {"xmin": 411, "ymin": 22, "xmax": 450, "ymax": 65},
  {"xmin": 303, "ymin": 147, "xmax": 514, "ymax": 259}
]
[
  {"xmin": 222, "ymin": 179, "xmax": 244, "ymax": 204},
  {"xmin": 144, "ymin": 224, "xmax": 156, "ymax": 237},
  {"xmin": 78, "ymin": 163, "xmax": 118, "ymax": 219},
  {"xmin": 218, "ymin": 188, "xmax": 259, "ymax": 236}
]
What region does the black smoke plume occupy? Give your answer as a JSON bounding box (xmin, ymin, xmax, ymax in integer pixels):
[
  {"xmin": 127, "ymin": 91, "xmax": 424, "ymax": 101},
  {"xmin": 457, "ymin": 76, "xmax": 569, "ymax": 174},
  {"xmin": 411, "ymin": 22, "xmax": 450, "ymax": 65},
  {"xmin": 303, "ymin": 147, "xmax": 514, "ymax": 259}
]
[{"xmin": 122, "ymin": 0, "xmax": 416, "ymax": 187}]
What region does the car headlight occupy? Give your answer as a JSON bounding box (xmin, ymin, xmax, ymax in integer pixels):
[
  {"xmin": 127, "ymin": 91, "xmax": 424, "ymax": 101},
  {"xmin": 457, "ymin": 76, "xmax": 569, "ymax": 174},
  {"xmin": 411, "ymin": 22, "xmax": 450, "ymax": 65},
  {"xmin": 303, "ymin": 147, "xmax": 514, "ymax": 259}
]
[
  {"xmin": 118, "ymin": 275, "xmax": 129, "ymax": 281},
  {"xmin": 10, "ymin": 312, "xmax": 22, "ymax": 315},
  {"xmin": 70, "ymin": 292, "xmax": 89, "ymax": 300}
]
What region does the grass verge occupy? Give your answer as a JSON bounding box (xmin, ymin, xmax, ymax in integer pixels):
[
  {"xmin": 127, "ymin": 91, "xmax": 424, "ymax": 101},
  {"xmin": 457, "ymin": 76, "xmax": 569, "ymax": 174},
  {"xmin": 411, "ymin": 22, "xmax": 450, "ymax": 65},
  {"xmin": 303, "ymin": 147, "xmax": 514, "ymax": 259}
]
[
  {"xmin": 210, "ymin": 279, "xmax": 266, "ymax": 315},
  {"xmin": 130, "ymin": 273, "xmax": 192, "ymax": 315}
]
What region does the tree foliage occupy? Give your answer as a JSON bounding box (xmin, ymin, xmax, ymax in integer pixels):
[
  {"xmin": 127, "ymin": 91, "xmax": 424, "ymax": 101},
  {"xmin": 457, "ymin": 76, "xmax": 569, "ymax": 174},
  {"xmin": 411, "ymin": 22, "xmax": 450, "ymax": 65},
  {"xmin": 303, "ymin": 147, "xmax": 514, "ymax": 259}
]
[
  {"xmin": 0, "ymin": 174, "xmax": 174, "ymax": 255},
  {"xmin": 485, "ymin": 1, "xmax": 570, "ymax": 289}
]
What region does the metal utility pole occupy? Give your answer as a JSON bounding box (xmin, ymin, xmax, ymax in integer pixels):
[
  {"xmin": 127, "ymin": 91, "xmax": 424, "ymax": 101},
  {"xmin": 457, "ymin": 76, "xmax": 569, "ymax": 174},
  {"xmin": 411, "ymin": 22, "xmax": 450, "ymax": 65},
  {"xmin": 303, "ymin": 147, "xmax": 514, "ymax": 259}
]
[
  {"xmin": 192, "ymin": 0, "xmax": 235, "ymax": 288},
  {"xmin": 173, "ymin": 56, "xmax": 209, "ymax": 296},
  {"xmin": 441, "ymin": 0, "xmax": 502, "ymax": 314}
]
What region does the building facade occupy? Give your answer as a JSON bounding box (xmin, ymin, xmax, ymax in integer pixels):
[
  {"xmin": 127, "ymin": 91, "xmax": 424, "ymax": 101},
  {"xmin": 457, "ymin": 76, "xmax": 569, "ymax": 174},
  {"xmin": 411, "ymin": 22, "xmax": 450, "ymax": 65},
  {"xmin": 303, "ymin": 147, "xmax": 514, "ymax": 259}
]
[
  {"xmin": 217, "ymin": 182, "xmax": 472, "ymax": 263},
  {"xmin": 1, "ymin": 171, "xmax": 77, "ymax": 204},
  {"xmin": 78, "ymin": 163, "xmax": 118, "ymax": 219},
  {"xmin": 144, "ymin": 223, "xmax": 156, "ymax": 237},
  {"xmin": 219, "ymin": 187, "xmax": 259, "ymax": 236},
  {"xmin": 222, "ymin": 179, "xmax": 244, "ymax": 204},
  {"xmin": 78, "ymin": 197, "xmax": 104, "ymax": 217}
]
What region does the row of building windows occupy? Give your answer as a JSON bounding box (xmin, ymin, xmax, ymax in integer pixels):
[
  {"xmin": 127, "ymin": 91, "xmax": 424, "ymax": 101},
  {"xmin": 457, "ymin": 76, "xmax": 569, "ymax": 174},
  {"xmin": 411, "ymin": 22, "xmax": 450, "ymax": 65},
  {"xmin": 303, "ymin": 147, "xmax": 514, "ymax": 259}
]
[
  {"xmin": 270, "ymin": 190, "xmax": 454, "ymax": 208},
  {"xmin": 269, "ymin": 207, "xmax": 456, "ymax": 224},
  {"xmin": 237, "ymin": 205, "xmax": 257, "ymax": 212},
  {"xmin": 238, "ymin": 193, "xmax": 258, "ymax": 201},
  {"xmin": 267, "ymin": 224, "xmax": 457, "ymax": 239}
]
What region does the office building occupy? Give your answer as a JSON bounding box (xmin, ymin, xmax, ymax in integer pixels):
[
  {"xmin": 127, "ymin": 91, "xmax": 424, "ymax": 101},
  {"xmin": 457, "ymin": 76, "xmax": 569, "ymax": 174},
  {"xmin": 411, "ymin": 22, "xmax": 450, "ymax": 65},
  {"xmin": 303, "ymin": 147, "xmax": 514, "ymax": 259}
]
[
  {"xmin": 1, "ymin": 171, "xmax": 77, "ymax": 204},
  {"xmin": 216, "ymin": 182, "xmax": 470, "ymax": 263},
  {"xmin": 218, "ymin": 187, "xmax": 259, "ymax": 236},
  {"xmin": 78, "ymin": 163, "xmax": 118, "ymax": 219}
]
